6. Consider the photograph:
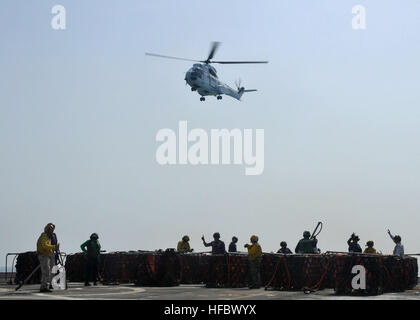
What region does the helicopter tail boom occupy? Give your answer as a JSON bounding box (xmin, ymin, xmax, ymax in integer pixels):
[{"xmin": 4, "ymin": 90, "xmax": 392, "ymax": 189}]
[{"xmin": 236, "ymin": 87, "xmax": 257, "ymax": 100}]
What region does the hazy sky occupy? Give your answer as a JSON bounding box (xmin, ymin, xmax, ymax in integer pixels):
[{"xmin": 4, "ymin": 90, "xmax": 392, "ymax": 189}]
[{"xmin": 1, "ymin": 0, "xmax": 420, "ymax": 264}]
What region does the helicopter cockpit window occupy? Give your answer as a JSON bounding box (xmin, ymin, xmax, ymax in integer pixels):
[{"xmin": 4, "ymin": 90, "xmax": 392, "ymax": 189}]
[
  {"xmin": 208, "ymin": 68, "xmax": 218, "ymax": 78},
  {"xmin": 191, "ymin": 68, "xmax": 203, "ymax": 79}
]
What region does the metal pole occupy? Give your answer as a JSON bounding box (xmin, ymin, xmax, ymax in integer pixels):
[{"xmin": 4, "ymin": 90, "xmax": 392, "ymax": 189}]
[
  {"xmin": 5, "ymin": 253, "xmax": 19, "ymax": 284},
  {"xmin": 15, "ymin": 264, "xmax": 40, "ymax": 291}
]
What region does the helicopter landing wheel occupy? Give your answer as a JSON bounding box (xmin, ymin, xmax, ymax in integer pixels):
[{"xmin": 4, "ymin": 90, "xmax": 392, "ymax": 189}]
[
  {"xmin": 200, "ymin": 97, "xmax": 205, "ymax": 101},
  {"xmin": 217, "ymin": 95, "xmax": 222, "ymax": 100}
]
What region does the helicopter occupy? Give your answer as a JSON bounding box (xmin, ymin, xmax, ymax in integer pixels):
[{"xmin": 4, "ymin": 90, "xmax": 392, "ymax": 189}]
[{"xmin": 145, "ymin": 42, "xmax": 268, "ymax": 101}]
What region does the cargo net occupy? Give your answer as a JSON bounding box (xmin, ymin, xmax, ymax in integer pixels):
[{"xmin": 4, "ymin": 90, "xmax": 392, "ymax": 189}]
[
  {"xmin": 203, "ymin": 253, "xmax": 250, "ymax": 288},
  {"xmin": 134, "ymin": 250, "xmax": 181, "ymax": 287},
  {"xmin": 65, "ymin": 250, "xmax": 181, "ymax": 286},
  {"xmin": 14, "ymin": 252, "xmax": 41, "ymax": 284},
  {"xmin": 180, "ymin": 253, "xmax": 205, "ymax": 284},
  {"xmin": 262, "ymin": 254, "xmax": 333, "ymax": 291},
  {"xmin": 14, "ymin": 251, "xmax": 418, "ymax": 295},
  {"xmin": 263, "ymin": 253, "xmax": 418, "ymax": 294},
  {"xmin": 331, "ymin": 253, "xmax": 418, "ymax": 295}
]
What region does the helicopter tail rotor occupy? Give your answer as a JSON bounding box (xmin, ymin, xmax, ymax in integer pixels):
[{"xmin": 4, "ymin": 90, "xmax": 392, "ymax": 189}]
[
  {"xmin": 235, "ymin": 78, "xmax": 243, "ymax": 91},
  {"xmin": 235, "ymin": 78, "xmax": 256, "ymax": 92},
  {"xmin": 234, "ymin": 78, "xmax": 257, "ymax": 100}
]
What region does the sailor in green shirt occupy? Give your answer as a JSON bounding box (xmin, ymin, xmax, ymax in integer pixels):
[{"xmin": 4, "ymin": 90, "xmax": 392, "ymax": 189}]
[
  {"xmin": 81, "ymin": 233, "xmax": 101, "ymax": 286},
  {"xmin": 295, "ymin": 231, "xmax": 318, "ymax": 254}
]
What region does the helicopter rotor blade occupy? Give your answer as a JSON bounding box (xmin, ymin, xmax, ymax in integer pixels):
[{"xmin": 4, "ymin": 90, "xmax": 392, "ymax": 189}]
[
  {"xmin": 146, "ymin": 43, "xmax": 268, "ymax": 65},
  {"xmin": 211, "ymin": 61, "xmax": 268, "ymax": 64},
  {"xmin": 206, "ymin": 41, "xmax": 221, "ymax": 63},
  {"xmin": 145, "ymin": 53, "xmax": 201, "ymax": 63}
]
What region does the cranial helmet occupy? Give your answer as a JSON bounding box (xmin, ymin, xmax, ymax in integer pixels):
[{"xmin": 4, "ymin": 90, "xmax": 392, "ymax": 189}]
[
  {"xmin": 44, "ymin": 223, "xmax": 55, "ymax": 233},
  {"xmin": 280, "ymin": 241, "xmax": 287, "ymax": 247},
  {"xmin": 366, "ymin": 240, "xmax": 374, "ymax": 246},
  {"xmin": 303, "ymin": 231, "xmax": 311, "ymax": 238},
  {"xmin": 182, "ymin": 235, "xmax": 190, "ymax": 242},
  {"xmin": 250, "ymin": 235, "xmax": 258, "ymax": 243},
  {"xmin": 90, "ymin": 233, "xmax": 99, "ymax": 240}
]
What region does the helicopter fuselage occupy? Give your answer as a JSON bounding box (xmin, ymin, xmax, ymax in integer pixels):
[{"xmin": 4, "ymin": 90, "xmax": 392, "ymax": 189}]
[
  {"xmin": 185, "ymin": 64, "xmax": 243, "ymax": 101},
  {"xmin": 147, "ymin": 41, "xmax": 266, "ymax": 101}
]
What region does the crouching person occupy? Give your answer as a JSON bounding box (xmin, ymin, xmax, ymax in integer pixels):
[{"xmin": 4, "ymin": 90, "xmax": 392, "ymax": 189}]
[
  {"xmin": 37, "ymin": 223, "xmax": 59, "ymax": 292},
  {"xmin": 81, "ymin": 233, "xmax": 101, "ymax": 286},
  {"xmin": 177, "ymin": 235, "xmax": 193, "ymax": 253},
  {"xmin": 244, "ymin": 235, "xmax": 262, "ymax": 289}
]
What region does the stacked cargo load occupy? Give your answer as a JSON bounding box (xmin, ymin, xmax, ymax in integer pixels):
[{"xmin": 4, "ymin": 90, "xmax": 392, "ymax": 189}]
[
  {"xmin": 65, "ymin": 250, "xmax": 179, "ymax": 285},
  {"xmin": 14, "ymin": 251, "xmax": 41, "ymax": 284},
  {"xmin": 204, "ymin": 253, "xmax": 249, "ymax": 288},
  {"xmin": 381, "ymin": 255, "xmax": 408, "ymax": 292},
  {"xmin": 331, "ymin": 253, "xmax": 418, "ymax": 294},
  {"xmin": 403, "ymin": 256, "xmax": 419, "ymax": 289},
  {"xmin": 263, "ymin": 254, "xmax": 333, "ymax": 291},
  {"xmin": 66, "ymin": 250, "xmax": 155, "ymax": 284},
  {"xmin": 179, "ymin": 253, "xmax": 204, "ymax": 284},
  {"xmin": 20, "ymin": 250, "xmax": 417, "ymax": 295},
  {"xmin": 101, "ymin": 251, "xmax": 144, "ymax": 284},
  {"xmin": 135, "ymin": 249, "xmax": 181, "ymax": 287},
  {"xmin": 65, "ymin": 252, "xmax": 85, "ymax": 282},
  {"xmin": 261, "ymin": 254, "xmax": 291, "ymax": 290}
]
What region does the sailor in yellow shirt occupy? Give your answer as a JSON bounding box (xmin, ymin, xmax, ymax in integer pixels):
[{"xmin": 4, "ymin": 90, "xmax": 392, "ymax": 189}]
[
  {"xmin": 363, "ymin": 240, "xmax": 377, "ymax": 254},
  {"xmin": 36, "ymin": 223, "xmax": 59, "ymax": 292},
  {"xmin": 177, "ymin": 235, "xmax": 193, "ymax": 253},
  {"xmin": 244, "ymin": 235, "xmax": 262, "ymax": 289}
]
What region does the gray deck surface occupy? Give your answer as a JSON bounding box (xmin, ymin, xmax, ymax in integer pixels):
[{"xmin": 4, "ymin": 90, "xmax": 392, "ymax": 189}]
[{"xmin": 1, "ymin": 283, "xmax": 419, "ymax": 300}]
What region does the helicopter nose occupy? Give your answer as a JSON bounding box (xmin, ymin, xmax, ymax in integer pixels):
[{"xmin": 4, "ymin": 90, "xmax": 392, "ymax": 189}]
[{"xmin": 185, "ymin": 70, "xmax": 196, "ymax": 84}]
